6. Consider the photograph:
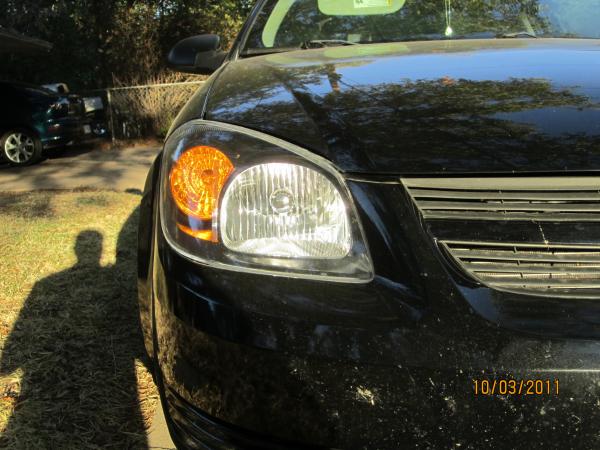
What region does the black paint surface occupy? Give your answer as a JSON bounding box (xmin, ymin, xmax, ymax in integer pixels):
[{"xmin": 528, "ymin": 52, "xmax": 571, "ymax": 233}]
[{"xmin": 141, "ymin": 34, "xmax": 600, "ymax": 450}]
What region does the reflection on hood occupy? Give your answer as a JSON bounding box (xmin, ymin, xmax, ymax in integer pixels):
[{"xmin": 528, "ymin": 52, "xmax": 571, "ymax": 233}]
[{"xmin": 207, "ymin": 39, "xmax": 600, "ymax": 174}]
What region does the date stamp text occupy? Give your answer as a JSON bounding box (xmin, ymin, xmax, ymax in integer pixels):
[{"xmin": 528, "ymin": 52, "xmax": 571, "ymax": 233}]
[{"xmin": 473, "ymin": 378, "xmax": 559, "ymax": 396}]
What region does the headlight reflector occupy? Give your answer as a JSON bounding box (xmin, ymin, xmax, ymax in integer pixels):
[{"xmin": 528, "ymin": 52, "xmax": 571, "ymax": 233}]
[{"xmin": 221, "ymin": 163, "xmax": 352, "ymax": 258}]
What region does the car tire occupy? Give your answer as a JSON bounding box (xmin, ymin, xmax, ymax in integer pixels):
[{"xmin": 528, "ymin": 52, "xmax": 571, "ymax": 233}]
[{"xmin": 1, "ymin": 129, "xmax": 43, "ymax": 166}]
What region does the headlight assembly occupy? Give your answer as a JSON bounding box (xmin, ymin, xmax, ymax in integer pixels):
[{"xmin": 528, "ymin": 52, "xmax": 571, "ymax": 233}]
[{"xmin": 160, "ymin": 120, "xmax": 373, "ymax": 282}]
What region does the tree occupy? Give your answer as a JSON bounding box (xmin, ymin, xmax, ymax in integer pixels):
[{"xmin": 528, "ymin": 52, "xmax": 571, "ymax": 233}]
[
  {"xmin": 0, "ymin": 0, "xmax": 558, "ymax": 89},
  {"xmin": 0, "ymin": 0, "xmax": 255, "ymax": 89}
]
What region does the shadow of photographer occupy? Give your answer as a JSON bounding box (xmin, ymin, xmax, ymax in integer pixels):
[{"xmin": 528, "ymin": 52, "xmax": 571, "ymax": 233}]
[{"xmin": 0, "ymin": 208, "xmax": 151, "ymax": 449}]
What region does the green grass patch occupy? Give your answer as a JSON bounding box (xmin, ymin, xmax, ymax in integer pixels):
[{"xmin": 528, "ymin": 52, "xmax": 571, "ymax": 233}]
[{"xmin": 0, "ymin": 191, "xmax": 158, "ymax": 449}]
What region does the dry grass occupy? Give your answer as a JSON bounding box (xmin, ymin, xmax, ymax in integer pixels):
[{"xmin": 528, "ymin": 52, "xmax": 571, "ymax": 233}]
[
  {"xmin": 0, "ymin": 191, "xmax": 158, "ymax": 449},
  {"xmin": 112, "ymin": 72, "xmax": 206, "ymax": 139}
]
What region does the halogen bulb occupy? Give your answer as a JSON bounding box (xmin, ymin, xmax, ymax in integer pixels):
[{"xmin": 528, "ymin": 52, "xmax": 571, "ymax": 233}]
[{"xmin": 270, "ymin": 188, "xmax": 294, "ymax": 214}]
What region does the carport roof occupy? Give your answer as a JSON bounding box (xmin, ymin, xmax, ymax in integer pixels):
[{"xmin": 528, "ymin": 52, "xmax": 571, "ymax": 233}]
[{"xmin": 0, "ymin": 27, "xmax": 52, "ymax": 53}]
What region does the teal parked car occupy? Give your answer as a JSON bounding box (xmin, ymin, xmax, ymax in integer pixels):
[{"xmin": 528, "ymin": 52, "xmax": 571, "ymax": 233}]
[{"xmin": 0, "ymin": 81, "xmax": 94, "ymax": 166}]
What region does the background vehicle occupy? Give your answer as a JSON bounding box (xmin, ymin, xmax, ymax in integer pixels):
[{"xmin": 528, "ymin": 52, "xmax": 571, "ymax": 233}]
[
  {"xmin": 139, "ymin": 0, "xmax": 600, "ymax": 448},
  {"xmin": 0, "ymin": 81, "xmax": 94, "ymax": 166},
  {"xmin": 43, "ymin": 82, "xmax": 108, "ymax": 138}
]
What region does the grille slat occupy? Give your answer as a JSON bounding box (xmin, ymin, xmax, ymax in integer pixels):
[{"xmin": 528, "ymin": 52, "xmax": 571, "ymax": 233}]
[
  {"xmin": 403, "ymin": 177, "xmax": 600, "ymax": 221},
  {"xmin": 476, "ymin": 278, "xmax": 600, "ymax": 289},
  {"xmin": 463, "ymin": 262, "xmax": 600, "ymax": 275},
  {"xmin": 403, "ymin": 177, "xmax": 600, "ymax": 191},
  {"xmin": 420, "ymin": 211, "xmax": 600, "ymax": 221},
  {"xmin": 418, "ymin": 200, "xmax": 600, "ymax": 212},
  {"xmin": 443, "ymin": 241, "xmax": 600, "ymax": 298},
  {"xmin": 450, "ymin": 248, "xmax": 600, "ymax": 263},
  {"xmin": 410, "ymin": 188, "xmax": 600, "ymax": 201}
]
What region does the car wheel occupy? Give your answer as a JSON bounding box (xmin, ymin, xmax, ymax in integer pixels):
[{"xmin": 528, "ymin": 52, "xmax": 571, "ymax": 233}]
[{"xmin": 1, "ymin": 129, "xmax": 43, "ymax": 166}]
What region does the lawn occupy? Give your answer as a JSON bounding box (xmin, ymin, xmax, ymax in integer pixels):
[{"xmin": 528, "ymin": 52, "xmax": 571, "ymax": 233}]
[{"xmin": 0, "ymin": 190, "xmax": 158, "ymax": 449}]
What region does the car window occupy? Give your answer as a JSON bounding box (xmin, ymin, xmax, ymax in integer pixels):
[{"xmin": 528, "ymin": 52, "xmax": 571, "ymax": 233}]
[{"xmin": 243, "ymin": 0, "xmax": 600, "ymax": 54}]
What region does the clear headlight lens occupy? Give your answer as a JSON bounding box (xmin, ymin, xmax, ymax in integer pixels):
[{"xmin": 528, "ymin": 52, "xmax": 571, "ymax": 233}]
[
  {"xmin": 221, "ymin": 163, "xmax": 351, "ymax": 258},
  {"xmin": 160, "ymin": 120, "xmax": 373, "ymax": 283}
]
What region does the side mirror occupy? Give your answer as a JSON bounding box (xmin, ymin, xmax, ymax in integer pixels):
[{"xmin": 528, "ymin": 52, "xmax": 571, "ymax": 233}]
[{"xmin": 167, "ymin": 34, "xmax": 227, "ymax": 75}]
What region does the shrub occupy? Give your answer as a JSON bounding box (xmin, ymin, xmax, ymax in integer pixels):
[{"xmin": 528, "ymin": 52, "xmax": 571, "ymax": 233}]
[{"xmin": 111, "ymin": 72, "xmax": 206, "ymax": 139}]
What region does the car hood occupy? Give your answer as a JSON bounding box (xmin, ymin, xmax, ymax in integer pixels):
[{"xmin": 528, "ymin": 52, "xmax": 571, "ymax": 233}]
[{"xmin": 206, "ymin": 39, "xmax": 600, "ymax": 175}]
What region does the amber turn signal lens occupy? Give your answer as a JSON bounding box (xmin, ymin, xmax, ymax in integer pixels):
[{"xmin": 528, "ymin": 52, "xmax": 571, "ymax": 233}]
[
  {"xmin": 169, "ymin": 146, "xmax": 234, "ymax": 221},
  {"xmin": 176, "ymin": 224, "xmax": 214, "ymax": 242}
]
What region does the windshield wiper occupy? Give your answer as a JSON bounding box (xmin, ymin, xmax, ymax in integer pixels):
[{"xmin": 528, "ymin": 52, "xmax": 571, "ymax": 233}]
[
  {"xmin": 301, "ymin": 39, "xmax": 358, "ymax": 49},
  {"xmin": 499, "ymin": 31, "xmax": 538, "ymax": 39},
  {"xmin": 240, "ymin": 47, "xmax": 299, "ymax": 56},
  {"xmin": 240, "ymin": 40, "xmax": 357, "ymax": 57}
]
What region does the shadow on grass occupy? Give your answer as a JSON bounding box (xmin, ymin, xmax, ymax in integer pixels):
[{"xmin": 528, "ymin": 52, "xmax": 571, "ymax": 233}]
[
  {"xmin": 0, "ymin": 208, "xmax": 151, "ymax": 449},
  {"xmin": 0, "ymin": 192, "xmax": 55, "ymax": 219}
]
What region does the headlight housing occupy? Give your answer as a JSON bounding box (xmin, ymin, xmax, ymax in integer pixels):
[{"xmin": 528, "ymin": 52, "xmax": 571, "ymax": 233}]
[{"xmin": 160, "ymin": 120, "xmax": 373, "ymax": 282}]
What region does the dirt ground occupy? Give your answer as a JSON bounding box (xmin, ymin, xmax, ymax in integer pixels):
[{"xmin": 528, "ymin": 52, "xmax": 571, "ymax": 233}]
[{"xmin": 0, "ymin": 143, "xmax": 160, "ymax": 192}]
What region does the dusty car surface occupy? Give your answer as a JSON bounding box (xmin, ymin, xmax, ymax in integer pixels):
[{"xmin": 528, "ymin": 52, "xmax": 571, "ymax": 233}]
[
  {"xmin": 0, "ymin": 81, "xmax": 93, "ymax": 166},
  {"xmin": 138, "ymin": 1, "xmax": 600, "ymax": 448}
]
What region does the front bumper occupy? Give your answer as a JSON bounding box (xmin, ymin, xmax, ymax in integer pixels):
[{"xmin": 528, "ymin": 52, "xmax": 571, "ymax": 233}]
[
  {"xmin": 164, "ymin": 385, "xmax": 325, "ymax": 450},
  {"xmin": 149, "ymin": 179, "xmax": 600, "ymax": 449},
  {"xmin": 153, "ymin": 244, "xmax": 600, "ymax": 450}
]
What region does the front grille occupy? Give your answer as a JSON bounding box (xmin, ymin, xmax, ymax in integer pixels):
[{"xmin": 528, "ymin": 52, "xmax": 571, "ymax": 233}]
[
  {"xmin": 402, "ymin": 176, "xmax": 600, "ymax": 298},
  {"xmin": 402, "ymin": 177, "xmax": 600, "ymax": 221},
  {"xmin": 442, "ymin": 241, "xmax": 600, "ymax": 298}
]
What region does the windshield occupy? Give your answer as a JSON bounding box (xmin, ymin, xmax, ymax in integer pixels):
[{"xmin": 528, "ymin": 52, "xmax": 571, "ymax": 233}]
[{"xmin": 242, "ymin": 0, "xmax": 600, "ymax": 54}]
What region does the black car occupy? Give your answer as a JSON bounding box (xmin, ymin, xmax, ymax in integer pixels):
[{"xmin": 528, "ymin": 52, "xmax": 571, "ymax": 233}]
[
  {"xmin": 138, "ymin": 1, "xmax": 600, "ymax": 448},
  {"xmin": 0, "ymin": 81, "xmax": 94, "ymax": 166}
]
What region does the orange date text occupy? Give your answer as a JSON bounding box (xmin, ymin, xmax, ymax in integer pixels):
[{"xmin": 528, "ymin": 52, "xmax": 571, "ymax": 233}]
[{"xmin": 473, "ymin": 378, "xmax": 559, "ymax": 396}]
